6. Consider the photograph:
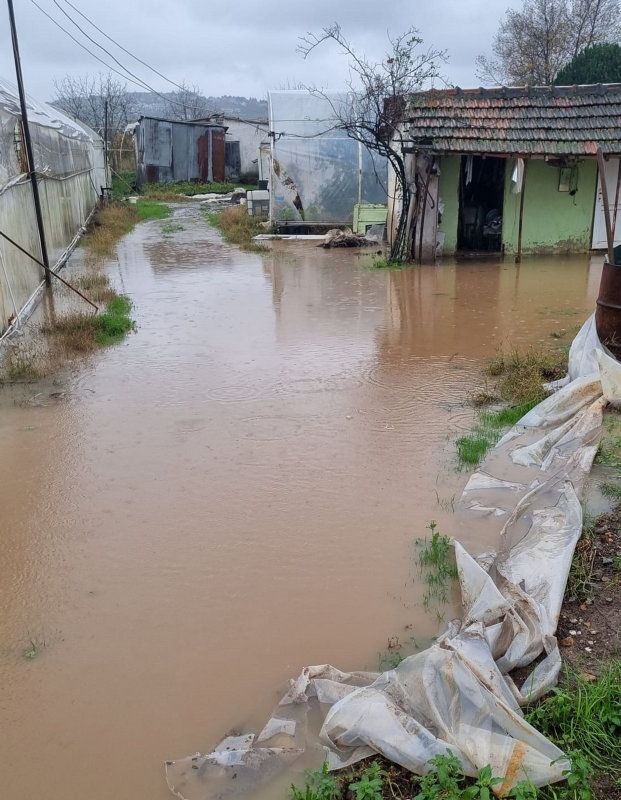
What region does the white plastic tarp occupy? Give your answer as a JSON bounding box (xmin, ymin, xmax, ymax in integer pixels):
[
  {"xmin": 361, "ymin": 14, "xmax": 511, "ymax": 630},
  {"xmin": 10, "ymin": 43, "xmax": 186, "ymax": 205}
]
[
  {"xmin": 166, "ymin": 316, "xmax": 620, "ymax": 800},
  {"xmin": 267, "ymin": 91, "xmax": 387, "ymax": 225}
]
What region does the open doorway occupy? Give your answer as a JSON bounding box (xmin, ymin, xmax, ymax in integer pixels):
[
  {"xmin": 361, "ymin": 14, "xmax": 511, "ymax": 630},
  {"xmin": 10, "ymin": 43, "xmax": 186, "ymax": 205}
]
[{"xmin": 457, "ymin": 156, "xmax": 506, "ymax": 252}]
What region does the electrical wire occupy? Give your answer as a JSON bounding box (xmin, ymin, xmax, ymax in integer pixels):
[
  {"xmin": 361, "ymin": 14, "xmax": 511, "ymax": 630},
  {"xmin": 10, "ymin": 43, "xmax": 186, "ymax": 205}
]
[
  {"xmin": 56, "ymin": 0, "xmax": 190, "ymax": 94},
  {"xmin": 29, "ymin": 0, "xmax": 216, "ymax": 116}
]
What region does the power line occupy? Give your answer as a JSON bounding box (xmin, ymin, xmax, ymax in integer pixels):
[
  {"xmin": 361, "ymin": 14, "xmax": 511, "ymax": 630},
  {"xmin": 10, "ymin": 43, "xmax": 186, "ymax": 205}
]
[
  {"xmin": 29, "ymin": 0, "xmax": 215, "ymax": 116},
  {"xmin": 57, "ymin": 0, "xmax": 189, "ymax": 94}
]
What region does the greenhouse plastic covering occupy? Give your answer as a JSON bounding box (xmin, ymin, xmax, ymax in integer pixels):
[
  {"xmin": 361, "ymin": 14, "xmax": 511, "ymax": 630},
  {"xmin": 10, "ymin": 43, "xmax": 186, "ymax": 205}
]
[
  {"xmin": 0, "ymin": 77, "xmax": 106, "ymax": 332},
  {"xmin": 166, "ymin": 314, "xmax": 620, "ymax": 799},
  {"xmin": 267, "ymin": 91, "xmax": 387, "ymax": 225}
]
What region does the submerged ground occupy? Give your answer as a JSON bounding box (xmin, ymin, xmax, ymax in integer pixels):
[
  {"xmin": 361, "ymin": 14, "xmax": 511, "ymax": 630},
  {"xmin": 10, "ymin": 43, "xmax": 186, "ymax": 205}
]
[{"xmin": 0, "ymin": 204, "xmax": 607, "ymax": 799}]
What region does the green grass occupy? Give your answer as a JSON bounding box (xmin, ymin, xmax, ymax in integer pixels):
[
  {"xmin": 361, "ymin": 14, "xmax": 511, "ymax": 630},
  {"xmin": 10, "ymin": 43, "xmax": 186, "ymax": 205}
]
[
  {"xmin": 94, "ymin": 295, "xmax": 135, "ymax": 345},
  {"xmin": 367, "ymin": 256, "xmax": 404, "ymax": 269},
  {"xmin": 456, "ymin": 399, "xmax": 541, "ymax": 469},
  {"xmin": 111, "ymin": 171, "xmax": 136, "ymax": 199},
  {"xmin": 416, "ymin": 521, "xmax": 458, "ymax": 610},
  {"xmin": 135, "ymin": 200, "xmax": 171, "ymax": 221},
  {"xmin": 524, "ymin": 661, "xmax": 621, "ymax": 776}
]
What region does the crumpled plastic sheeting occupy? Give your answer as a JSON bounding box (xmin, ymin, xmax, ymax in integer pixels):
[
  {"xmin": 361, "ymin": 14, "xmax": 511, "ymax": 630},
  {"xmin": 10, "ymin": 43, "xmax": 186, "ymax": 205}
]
[{"xmin": 166, "ymin": 318, "xmax": 621, "ymax": 800}]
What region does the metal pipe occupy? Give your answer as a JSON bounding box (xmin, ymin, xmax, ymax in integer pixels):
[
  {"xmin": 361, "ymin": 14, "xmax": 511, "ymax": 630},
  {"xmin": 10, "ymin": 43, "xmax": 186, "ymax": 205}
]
[
  {"xmin": 0, "ymin": 229, "xmax": 98, "ymax": 311},
  {"xmin": 7, "ymin": 0, "xmax": 52, "ymax": 287}
]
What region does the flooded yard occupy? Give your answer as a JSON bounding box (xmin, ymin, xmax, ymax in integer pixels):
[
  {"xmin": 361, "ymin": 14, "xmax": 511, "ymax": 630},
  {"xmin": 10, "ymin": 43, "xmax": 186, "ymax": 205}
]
[{"xmin": 0, "ymin": 204, "xmax": 603, "ymax": 799}]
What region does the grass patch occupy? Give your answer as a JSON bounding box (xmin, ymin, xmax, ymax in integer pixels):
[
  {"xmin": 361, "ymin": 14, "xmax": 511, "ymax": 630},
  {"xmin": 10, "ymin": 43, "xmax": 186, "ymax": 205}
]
[
  {"xmin": 135, "ymin": 200, "xmax": 171, "ymax": 221},
  {"xmin": 139, "ymin": 180, "xmax": 255, "ymax": 201},
  {"xmin": 525, "ymin": 661, "xmax": 621, "ymax": 776},
  {"xmin": 206, "ymin": 205, "xmax": 268, "ymax": 252},
  {"xmin": 367, "ymin": 256, "xmax": 404, "ymax": 270},
  {"xmin": 416, "ymin": 521, "xmax": 458, "ymax": 610},
  {"xmin": 161, "ymin": 221, "xmax": 185, "ymax": 237},
  {"xmin": 82, "ymin": 201, "xmax": 139, "ymax": 259},
  {"xmin": 111, "ymin": 171, "xmax": 136, "ymax": 200},
  {"xmin": 456, "ymin": 399, "xmax": 540, "ymax": 469},
  {"xmin": 600, "ymin": 481, "xmax": 621, "ymax": 501},
  {"xmin": 94, "ymin": 295, "xmax": 135, "ymax": 345},
  {"xmin": 485, "ymin": 347, "xmax": 566, "ymax": 404},
  {"xmin": 2, "ymin": 345, "xmax": 45, "ymax": 382},
  {"xmin": 74, "ymin": 270, "xmax": 118, "ymax": 304},
  {"xmin": 458, "ymin": 345, "xmax": 566, "ymax": 470}
]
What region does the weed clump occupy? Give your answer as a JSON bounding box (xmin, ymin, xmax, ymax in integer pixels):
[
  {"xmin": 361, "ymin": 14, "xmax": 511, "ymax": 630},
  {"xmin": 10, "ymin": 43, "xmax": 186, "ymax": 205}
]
[
  {"xmin": 290, "ymin": 752, "xmax": 595, "ymax": 800},
  {"xmin": 416, "ymin": 521, "xmax": 458, "ymax": 610},
  {"xmin": 484, "ymin": 347, "xmax": 566, "ymax": 405},
  {"xmin": 206, "ymin": 205, "xmax": 268, "ymax": 252},
  {"xmin": 94, "ymin": 296, "xmax": 135, "ymax": 345},
  {"xmin": 456, "ymin": 399, "xmax": 540, "ymax": 469},
  {"xmin": 82, "ymin": 202, "xmax": 140, "ymax": 258}
]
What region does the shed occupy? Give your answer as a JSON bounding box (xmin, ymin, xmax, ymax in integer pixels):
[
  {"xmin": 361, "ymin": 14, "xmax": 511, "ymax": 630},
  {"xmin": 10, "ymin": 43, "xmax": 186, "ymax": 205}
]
[
  {"xmin": 204, "ymin": 114, "xmax": 268, "ymax": 182},
  {"xmin": 390, "ymin": 84, "xmax": 621, "ymax": 260},
  {"xmin": 134, "ymin": 116, "xmax": 226, "ymax": 186},
  {"xmin": 0, "ymin": 76, "xmax": 107, "ymax": 334}
]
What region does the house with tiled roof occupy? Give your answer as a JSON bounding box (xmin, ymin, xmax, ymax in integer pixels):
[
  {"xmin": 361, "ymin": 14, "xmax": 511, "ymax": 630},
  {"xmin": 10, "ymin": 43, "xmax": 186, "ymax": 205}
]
[{"xmin": 392, "ymin": 84, "xmax": 621, "ymax": 260}]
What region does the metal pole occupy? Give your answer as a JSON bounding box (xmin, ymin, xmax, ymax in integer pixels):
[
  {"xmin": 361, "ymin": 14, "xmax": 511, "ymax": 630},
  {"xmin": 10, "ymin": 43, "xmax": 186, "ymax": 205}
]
[
  {"xmin": 7, "ymin": 0, "xmax": 52, "ymax": 287},
  {"xmin": 104, "ymin": 98, "xmax": 109, "ymax": 192}
]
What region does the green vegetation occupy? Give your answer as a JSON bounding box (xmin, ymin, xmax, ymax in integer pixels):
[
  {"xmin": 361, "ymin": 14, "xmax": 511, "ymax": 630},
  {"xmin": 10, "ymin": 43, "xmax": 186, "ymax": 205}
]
[
  {"xmin": 205, "ymin": 204, "xmax": 268, "ymax": 252},
  {"xmin": 416, "ymin": 521, "xmax": 458, "ymax": 609},
  {"xmin": 111, "ymin": 170, "xmax": 136, "ymax": 199},
  {"xmin": 23, "ymin": 639, "xmax": 41, "ymax": 660},
  {"xmin": 134, "ymin": 200, "xmax": 171, "ymax": 221},
  {"xmin": 289, "ymin": 752, "xmax": 596, "ymax": 800},
  {"xmin": 290, "ymin": 761, "xmax": 341, "ymax": 800},
  {"xmin": 525, "ymin": 661, "xmax": 621, "ymax": 776},
  {"xmin": 485, "ymin": 347, "xmax": 566, "ymax": 405},
  {"xmin": 161, "ymin": 221, "xmax": 185, "ymax": 236},
  {"xmin": 565, "ymin": 524, "xmax": 596, "ymax": 603},
  {"xmin": 457, "ymin": 345, "xmax": 566, "ymax": 469},
  {"xmin": 456, "ymin": 399, "xmax": 540, "ymax": 468},
  {"xmin": 94, "ymin": 295, "xmax": 135, "ymax": 345},
  {"xmin": 554, "ymin": 43, "xmax": 621, "ymax": 85},
  {"xmin": 368, "ymin": 256, "xmax": 404, "ymax": 270}
]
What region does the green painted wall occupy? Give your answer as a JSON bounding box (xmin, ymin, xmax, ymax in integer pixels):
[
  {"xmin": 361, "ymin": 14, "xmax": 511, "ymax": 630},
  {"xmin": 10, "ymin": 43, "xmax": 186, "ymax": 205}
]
[
  {"xmin": 437, "ymin": 156, "xmax": 460, "ymax": 253},
  {"xmin": 502, "ymin": 159, "xmax": 597, "ymax": 255},
  {"xmin": 434, "ymin": 155, "xmax": 597, "ymax": 255}
]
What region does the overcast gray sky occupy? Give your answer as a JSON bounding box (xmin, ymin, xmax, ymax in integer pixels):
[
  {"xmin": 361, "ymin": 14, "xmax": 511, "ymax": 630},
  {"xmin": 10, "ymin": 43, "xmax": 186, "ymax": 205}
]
[{"xmin": 1, "ymin": 0, "xmax": 521, "ymax": 103}]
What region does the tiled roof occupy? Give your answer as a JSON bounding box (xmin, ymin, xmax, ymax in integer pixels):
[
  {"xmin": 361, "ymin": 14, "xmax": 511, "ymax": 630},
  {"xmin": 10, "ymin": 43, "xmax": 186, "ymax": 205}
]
[{"xmin": 404, "ymin": 84, "xmax": 621, "ymax": 156}]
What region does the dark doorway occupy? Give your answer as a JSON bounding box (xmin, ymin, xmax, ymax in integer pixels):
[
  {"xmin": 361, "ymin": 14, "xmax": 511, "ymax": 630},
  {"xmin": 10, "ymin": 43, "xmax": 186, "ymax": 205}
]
[{"xmin": 457, "ymin": 156, "xmax": 506, "ymax": 252}]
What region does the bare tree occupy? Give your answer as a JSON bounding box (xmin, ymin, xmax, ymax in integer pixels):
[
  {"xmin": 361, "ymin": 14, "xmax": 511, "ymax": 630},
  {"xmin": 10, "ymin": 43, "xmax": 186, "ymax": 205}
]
[
  {"xmin": 477, "ymin": 0, "xmax": 621, "ymax": 85},
  {"xmin": 52, "ymin": 72, "xmax": 137, "ymax": 139},
  {"xmin": 163, "ymin": 81, "xmax": 211, "ymax": 121},
  {"xmin": 298, "ymin": 24, "xmax": 446, "ymax": 261}
]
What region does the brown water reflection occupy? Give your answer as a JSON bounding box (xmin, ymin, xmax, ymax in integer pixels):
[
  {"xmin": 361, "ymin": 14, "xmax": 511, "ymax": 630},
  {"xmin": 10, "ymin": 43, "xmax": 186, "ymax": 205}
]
[{"xmin": 0, "ymin": 204, "xmax": 602, "ymax": 800}]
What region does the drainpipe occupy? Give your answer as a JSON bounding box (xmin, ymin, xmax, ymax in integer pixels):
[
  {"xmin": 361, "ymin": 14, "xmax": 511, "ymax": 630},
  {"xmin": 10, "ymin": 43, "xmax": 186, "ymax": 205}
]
[
  {"xmin": 7, "ymin": 0, "xmax": 51, "ymax": 287},
  {"xmin": 516, "ymin": 159, "xmax": 528, "ymax": 264}
]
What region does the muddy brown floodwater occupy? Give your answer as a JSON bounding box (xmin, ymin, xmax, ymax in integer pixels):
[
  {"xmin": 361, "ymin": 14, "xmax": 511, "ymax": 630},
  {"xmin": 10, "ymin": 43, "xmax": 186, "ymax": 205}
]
[{"xmin": 0, "ymin": 203, "xmax": 603, "ymax": 799}]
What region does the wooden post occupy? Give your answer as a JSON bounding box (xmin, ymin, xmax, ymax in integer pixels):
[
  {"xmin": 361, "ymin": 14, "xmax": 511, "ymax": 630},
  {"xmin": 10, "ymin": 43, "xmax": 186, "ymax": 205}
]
[
  {"xmin": 597, "ymin": 147, "xmax": 615, "ymax": 265},
  {"xmin": 516, "ymin": 159, "xmax": 528, "ymax": 264}
]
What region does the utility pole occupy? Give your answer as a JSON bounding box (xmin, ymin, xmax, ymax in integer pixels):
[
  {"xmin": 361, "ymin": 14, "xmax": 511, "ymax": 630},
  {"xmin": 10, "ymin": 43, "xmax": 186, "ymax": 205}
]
[{"xmin": 7, "ymin": 0, "xmax": 52, "ymax": 287}]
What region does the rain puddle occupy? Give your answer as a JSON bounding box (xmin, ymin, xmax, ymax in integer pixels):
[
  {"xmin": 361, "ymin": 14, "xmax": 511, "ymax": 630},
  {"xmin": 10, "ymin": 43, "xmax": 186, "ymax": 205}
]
[{"xmin": 0, "ymin": 204, "xmax": 603, "ymax": 799}]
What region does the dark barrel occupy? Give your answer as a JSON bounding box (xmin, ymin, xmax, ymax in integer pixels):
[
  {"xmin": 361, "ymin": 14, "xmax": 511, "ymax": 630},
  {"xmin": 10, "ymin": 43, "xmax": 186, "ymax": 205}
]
[{"xmin": 596, "ymin": 244, "xmax": 621, "ymax": 360}]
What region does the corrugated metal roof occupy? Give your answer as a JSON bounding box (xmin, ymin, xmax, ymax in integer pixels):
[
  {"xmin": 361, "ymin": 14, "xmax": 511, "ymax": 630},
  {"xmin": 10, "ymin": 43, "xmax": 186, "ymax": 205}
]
[{"xmin": 404, "ymin": 84, "xmax": 621, "ymax": 156}]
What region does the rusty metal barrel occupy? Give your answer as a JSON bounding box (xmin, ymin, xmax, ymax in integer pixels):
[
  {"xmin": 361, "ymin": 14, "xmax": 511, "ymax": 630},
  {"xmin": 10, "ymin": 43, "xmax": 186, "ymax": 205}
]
[{"xmin": 596, "ymin": 247, "xmax": 621, "ymax": 360}]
